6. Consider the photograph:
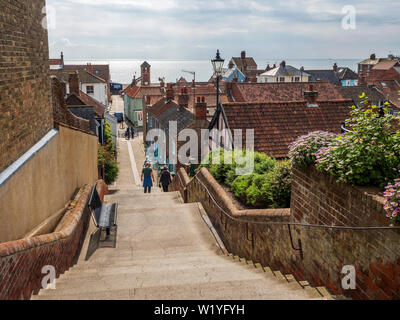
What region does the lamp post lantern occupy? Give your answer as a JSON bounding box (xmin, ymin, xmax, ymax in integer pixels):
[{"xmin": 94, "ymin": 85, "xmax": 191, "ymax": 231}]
[{"xmin": 211, "ymin": 49, "xmax": 225, "ymax": 110}]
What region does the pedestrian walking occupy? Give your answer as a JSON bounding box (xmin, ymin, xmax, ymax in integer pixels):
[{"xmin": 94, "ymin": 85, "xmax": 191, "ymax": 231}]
[
  {"xmin": 131, "ymin": 127, "xmax": 135, "ymax": 140},
  {"xmin": 141, "ymin": 162, "xmax": 154, "ymax": 194},
  {"xmin": 125, "ymin": 127, "xmax": 131, "ymax": 140},
  {"xmin": 159, "ymin": 166, "xmax": 172, "ymax": 192}
]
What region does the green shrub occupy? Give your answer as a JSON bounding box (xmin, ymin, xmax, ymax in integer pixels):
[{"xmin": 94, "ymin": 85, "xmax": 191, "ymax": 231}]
[
  {"xmin": 98, "ymin": 120, "xmax": 119, "ymax": 185},
  {"xmin": 231, "ymin": 174, "xmax": 255, "ymax": 202},
  {"xmin": 316, "ymin": 104, "xmax": 400, "ymax": 188}
]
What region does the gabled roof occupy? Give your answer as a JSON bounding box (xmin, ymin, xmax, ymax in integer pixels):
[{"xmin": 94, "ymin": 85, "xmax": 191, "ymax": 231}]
[
  {"xmin": 141, "ymin": 61, "xmax": 151, "ymax": 68},
  {"xmin": 306, "ymin": 70, "xmax": 340, "ymax": 85},
  {"xmin": 64, "ymin": 64, "xmax": 110, "ymax": 82},
  {"xmin": 157, "ymin": 104, "xmax": 194, "ymax": 133},
  {"xmin": 66, "ymin": 90, "xmax": 106, "ymax": 117},
  {"xmin": 336, "ymin": 86, "xmax": 385, "ymax": 106},
  {"xmin": 231, "ymin": 57, "xmax": 258, "ymax": 69},
  {"xmin": 374, "ymin": 80, "xmax": 400, "ymax": 108},
  {"xmin": 78, "ymin": 70, "xmax": 106, "ymax": 83},
  {"xmin": 230, "ymin": 82, "xmax": 343, "ymax": 103},
  {"xmin": 372, "ymin": 60, "xmax": 400, "ymax": 70},
  {"xmin": 216, "ymin": 100, "xmax": 353, "ymax": 158},
  {"xmin": 261, "ymin": 65, "xmax": 309, "ymax": 77},
  {"xmin": 337, "ymin": 67, "xmax": 358, "ymax": 80}
]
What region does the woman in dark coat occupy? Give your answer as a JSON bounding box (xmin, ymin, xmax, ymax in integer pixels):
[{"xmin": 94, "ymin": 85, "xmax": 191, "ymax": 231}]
[{"xmin": 159, "ymin": 167, "xmax": 172, "ymax": 192}]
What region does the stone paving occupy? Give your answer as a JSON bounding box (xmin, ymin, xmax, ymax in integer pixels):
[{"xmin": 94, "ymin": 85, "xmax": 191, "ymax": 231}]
[{"xmin": 33, "ymin": 135, "xmax": 325, "ymax": 300}]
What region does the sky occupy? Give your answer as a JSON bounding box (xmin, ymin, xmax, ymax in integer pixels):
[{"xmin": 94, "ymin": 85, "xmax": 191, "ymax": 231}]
[{"xmin": 46, "ymin": 0, "xmax": 400, "ymax": 61}]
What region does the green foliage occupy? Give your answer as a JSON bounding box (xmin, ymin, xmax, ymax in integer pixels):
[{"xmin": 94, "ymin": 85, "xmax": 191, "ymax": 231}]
[
  {"xmin": 203, "ymin": 149, "xmax": 292, "ymax": 209},
  {"xmin": 98, "ymin": 120, "xmax": 119, "ymax": 185},
  {"xmin": 316, "ymin": 104, "xmax": 400, "ymax": 188}
]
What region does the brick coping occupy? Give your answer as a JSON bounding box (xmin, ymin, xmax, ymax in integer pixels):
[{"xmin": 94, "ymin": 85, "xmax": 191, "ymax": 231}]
[{"xmin": 0, "ymin": 184, "xmax": 92, "ymax": 258}]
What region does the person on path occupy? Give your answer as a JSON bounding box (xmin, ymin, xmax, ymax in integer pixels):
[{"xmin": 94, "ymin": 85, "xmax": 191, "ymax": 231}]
[
  {"xmin": 159, "ymin": 166, "xmax": 172, "ymax": 192},
  {"xmin": 141, "ymin": 163, "xmax": 154, "ymax": 194},
  {"xmin": 131, "ymin": 127, "xmax": 135, "ymax": 140},
  {"xmin": 125, "ymin": 127, "xmax": 131, "ymax": 140}
]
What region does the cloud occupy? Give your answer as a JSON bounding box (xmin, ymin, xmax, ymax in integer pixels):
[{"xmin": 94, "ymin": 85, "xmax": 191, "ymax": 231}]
[{"xmin": 46, "ymin": 0, "xmax": 400, "ymax": 60}]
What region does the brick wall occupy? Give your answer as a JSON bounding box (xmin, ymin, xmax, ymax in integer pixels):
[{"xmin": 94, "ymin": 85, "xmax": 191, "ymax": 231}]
[
  {"xmin": 176, "ymin": 166, "xmax": 400, "ymax": 300},
  {"xmin": 0, "ymin": 184, "xmax": 93, "ymax": 300},
  {"xmin": 291, "ymin": 166, "xmax": 400, "ymax": 300},
  {"xmin": 51, "ymin": 77, "xmax": 91, "ymax": 133},
  {"xmin": 0, "ymin": 0, "xmax": 54, "ymax": 173}
]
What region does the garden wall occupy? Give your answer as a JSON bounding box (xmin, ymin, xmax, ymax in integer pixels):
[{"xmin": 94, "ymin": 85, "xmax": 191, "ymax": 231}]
[{"xmin": 172, "ymin": 166, "xmax": 400, "ymax": 300}]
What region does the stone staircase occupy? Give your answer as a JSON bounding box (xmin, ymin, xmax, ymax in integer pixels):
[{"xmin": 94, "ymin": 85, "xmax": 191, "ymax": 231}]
[{"xmin": 32, "ymin": 186, "xmax": 334, "ymax": 300}]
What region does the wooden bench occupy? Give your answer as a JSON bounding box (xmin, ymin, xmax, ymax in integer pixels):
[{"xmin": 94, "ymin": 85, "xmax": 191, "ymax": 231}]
[{"xmin": 86, "ymin": 185, "xmax": 118, "ymax": 260}]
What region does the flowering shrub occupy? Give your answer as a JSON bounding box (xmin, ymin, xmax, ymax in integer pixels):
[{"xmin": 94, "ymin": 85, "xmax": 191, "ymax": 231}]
[
  {"xmin": 383, "ymin": 178, "xmax": 400, "ymax": 223},
  {"xmin": 289, "ymin": 131, "xmax": 337, "ymax": 169},
  {"xmin": 316, "ymin": 104, "xmax": 400, "ymax": 188}
]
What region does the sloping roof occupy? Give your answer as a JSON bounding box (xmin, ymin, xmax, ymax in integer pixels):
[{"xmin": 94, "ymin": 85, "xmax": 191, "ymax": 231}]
[
  {"xmin": 49, "ymin": 59, "xmax": 62, "ymax": 65},
  {"xmin": 157, "ymin": 104, "xmax": 194, "ymax": 133},
  {"xmin": 374, "ymin": 80, "xmax": 400, "ymax": 108},
  {"xmin": 66, "ymin": 90, "xmax": 106, "ymax": 117},
  {"xmin": 64, "ymin": 64, "xmax": 110, "ymax": 82},
  {"xmin": 78, "ymin": 70, "xmax": 106, "ymax": 83},
  {"xmin": 147, "ymin": 98, "xmax": 176, "ymax": 118},
  {"xmin": 220, "ymin": 100, "xmax": 353, "ymax": 158},
  {"xmin": 231, "ymin": 82, "xmax": 344, "ymax": 103},
  {"xmin": 141, "ymin": 61, "xmax": 151, "ymax": 68},
  {"xmin": 261, "ymin": 65, "xmax": 309, "ymax": 77},
  {"xmin": 232, "ymin": 57, "xmax": 257, "ymax": 69},
  {"xmin": 337, "ymin": 67, "xmax": 358, "ymax": 80},
  {"xmin": 125, "ymin": 85, "xmax": 164, "ymax": 99},
  {"xmin": 306, "ymin": 70, "xmax": 340, "ymax": 85},
  {"xmin": 372, "ymin": 60, "xmax": 399, "ymax": 70},
  {"xmin": 337, "ymin": 86, "xmax": 385, "ymax": 106}
]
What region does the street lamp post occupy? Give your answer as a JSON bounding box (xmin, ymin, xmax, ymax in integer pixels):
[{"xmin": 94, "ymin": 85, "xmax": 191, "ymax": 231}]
[{"xmin": 211, "ymin": 50, "xmax": 225, "ymax": 110}]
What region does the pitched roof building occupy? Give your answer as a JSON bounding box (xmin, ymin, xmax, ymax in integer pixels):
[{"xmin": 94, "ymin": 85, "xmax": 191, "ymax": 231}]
[
  {"xmin": 336, "ymin": 85, "xmax": 386, "ymax": 107},
  {"xmin": 227, "ymin": 81, "xmax": 343, "ymax": 103},
  {"xmin": 209, "ymin": 98, "xmax": 353, "ymax": 158}
]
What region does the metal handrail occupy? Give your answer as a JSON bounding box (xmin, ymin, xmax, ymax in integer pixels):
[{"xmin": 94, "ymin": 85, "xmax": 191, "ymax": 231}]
[{"xmin": 193, "ymin": 175, "xmax": 400, "ymax": 231}]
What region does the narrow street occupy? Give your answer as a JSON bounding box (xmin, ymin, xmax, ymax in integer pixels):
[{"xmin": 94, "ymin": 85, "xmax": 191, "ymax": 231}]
[{"xmin": 33, "ymin": 135, "xmax": 326, "ymax": 300}]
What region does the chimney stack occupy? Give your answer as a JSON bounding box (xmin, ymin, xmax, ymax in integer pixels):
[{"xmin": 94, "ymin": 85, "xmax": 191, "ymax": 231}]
[
  {"xmin": 69, "ymin": 71, "xmax": 80, "ymax": 95},
  {"xmin": 195, "ymin": 96, "xmax": 207, "ymax": 120},
  {"xmin": 280, "ymin": 60, "xmax": 286, "ymax": 68},
  {"xmin": 178, "ymin": 87, "xmax": 189, "ymax": 109},
  {"xmin": 61, "ymin": 52, "xmax": 64, "ymax": 68},
  {"xmin": 333, "ymin": 63, "xmax": 338, "ymax": 72},
  {"xmin": 370, "ymin": 53, "xmax": 376, "ymax": 60},
  {"xmin": 85, "ymin": 63, "xmax": 94, "ymax": 75},
  {"xmin": 241, "ymin": 51, "xmax": 246, "ymax": 59},
  {"xmin": 266, "ymin": 64, "xmax": 271, "ymax": 71},
  {"xmin": 304, "ymin": 84, "xmax": 319, "ymax": 105},
  {"xmin": 166, "ymin": 83, "xmax": 174, "ymax": 101}
]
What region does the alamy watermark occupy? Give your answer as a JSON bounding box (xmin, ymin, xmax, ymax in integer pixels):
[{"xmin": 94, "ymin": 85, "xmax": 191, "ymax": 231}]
[
  {"xmin": 146, "ymin": 122, "xmax": 255, "ymax": 175},
  {"xmin": 341, "ymin": 265, "xmax": 356, "ymax": 290},
  {"xmin": 341, "ymin": 5, "xmax": 356, "ymax": 30},
  {"xmin": 41, "ymin": 265, "xmax": 57, "ymax": 290}
]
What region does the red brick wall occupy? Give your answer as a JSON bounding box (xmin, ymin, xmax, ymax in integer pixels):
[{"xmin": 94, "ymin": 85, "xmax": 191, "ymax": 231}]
[
  {"xmin": 179, "ymin": 167, "xmax": 400, "ymax": 300},
  {"xmin": 0, "ymin": 0, "xmax": 54, "ymax": 173},
  {"xmin": 0, "ymin": 184, "xmax": 93, "ymax": 300}
]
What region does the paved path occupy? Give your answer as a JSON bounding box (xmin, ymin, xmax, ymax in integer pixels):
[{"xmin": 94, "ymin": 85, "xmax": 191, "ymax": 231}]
[{"xmin": 33, "ymin": 136, "xmax": 328, "ymax": 300}]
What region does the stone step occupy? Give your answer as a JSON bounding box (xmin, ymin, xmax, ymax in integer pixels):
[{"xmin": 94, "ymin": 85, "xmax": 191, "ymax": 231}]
[{"xmin": 33, "ymin": 278, "xmax": 322, "ymax": 300}]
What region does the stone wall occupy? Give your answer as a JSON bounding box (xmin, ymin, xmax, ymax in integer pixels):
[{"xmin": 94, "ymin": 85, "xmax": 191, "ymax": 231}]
[
  {"xmin": 0, "ymin": 0, "xmax": 54, "ymax": 173},
  {"xmin": 0, "ymin": 125, "xmax": 98, "ymax": 243},
  {"xmin": 174, "ymin": 166, "xmax": 400, "ymax": 300},
  {"xmin": 291, "ymin": 166, "xmax": 400, "ymax": 300}
]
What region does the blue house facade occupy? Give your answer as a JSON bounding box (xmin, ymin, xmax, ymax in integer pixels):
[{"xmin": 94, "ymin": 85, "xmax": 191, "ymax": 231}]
[{"xmin": 222, "ymin": 67, "xmax": 246, "ymax": 83}]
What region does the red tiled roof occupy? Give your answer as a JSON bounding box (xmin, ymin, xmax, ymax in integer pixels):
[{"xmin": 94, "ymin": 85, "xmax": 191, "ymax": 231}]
[
  {"xmin": 230, "ymin": 82, "xmax": 344, "ymax": 103},
  {"xmin": 221, "ymin": 100, "xmax": 353, "ymax": 158},
  {"xmin": 372, "ymin": 60, "xmax": 400, "ymax": 71},
  {"xmin": 49, "ymin": 59, "xmax": 62, "ymax": 65},
  {"xmin": 147, "ymin": 98, "xmax": 178, "ymax": 118}
]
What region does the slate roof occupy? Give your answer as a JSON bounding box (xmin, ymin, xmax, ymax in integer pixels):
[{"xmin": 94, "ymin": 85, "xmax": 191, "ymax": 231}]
[
  {"xmin": 337, "ymin": 67, "xmax": 359, "ymax": 80},
  {"xmin": 337, "ymin": 86, "xmax": 385, "ymax": 107},
  {"xmin": 232, "ymin": 57, "xmax": 257, "ymax": 70},
  {"xmin": 64, "ymin": 64, "xmax": 110, "ymax": 82},
  {"xmin": 231, "ymin": 82, "xmax": 344, "ymax": 103},
  {"xmin": 66, "ymin": 90, "xmax": 106, "ymax": 117},
  {"xmin": 262, "ymin": 65, "xmax": 309, "ymax": 77},
  {"xmin": 220, "ymin": 100, "xmax": 353, "ymax": 158},
  {"xmin": 68, "ymin": 106, "xmax": 97, "ymax": 133},
  {"xmin": 157, "ymin": 104, "xmax": 194, "ymax": 133},
  {"xmin": 306, "ymin": 70, "xmax": 340, "ymax": 85}
]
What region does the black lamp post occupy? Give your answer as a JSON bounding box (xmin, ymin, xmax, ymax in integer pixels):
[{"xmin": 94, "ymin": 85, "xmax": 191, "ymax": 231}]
[{"xmin": 211, "ymin": 50, "xmax": 225, "ymax": 109}]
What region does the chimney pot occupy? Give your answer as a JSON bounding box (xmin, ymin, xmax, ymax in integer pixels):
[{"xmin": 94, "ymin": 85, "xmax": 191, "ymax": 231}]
[
  {"xmin": 195, "ymin": 97, "xmax": 207, "ymax": 120},
  {"xmin": 241, "ymin": 51, "xmax": 246, "ymax": 59},
  {"xmin": 280, "ymin": 60, "xmax": 286, "ymax": 68},
  {"xmin": 333, "ymin": 63, "xmax": 338, "ymax": 72},
  {"xmin": 370, "ymin": 53, "xmax": 376, "ymax": 60}
]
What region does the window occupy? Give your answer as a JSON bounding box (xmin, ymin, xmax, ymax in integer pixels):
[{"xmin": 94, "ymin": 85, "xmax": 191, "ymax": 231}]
[
  {"xmin": 280, "ymin": 77, "xmax": 285, "ymax": 82},
  {"xmin": 295, "ymin": 77, "xmax": 300, "ymax": 82},
  {"xmin": 86, "ymin": 86, "xmax": 94, "ymax": 94}
]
